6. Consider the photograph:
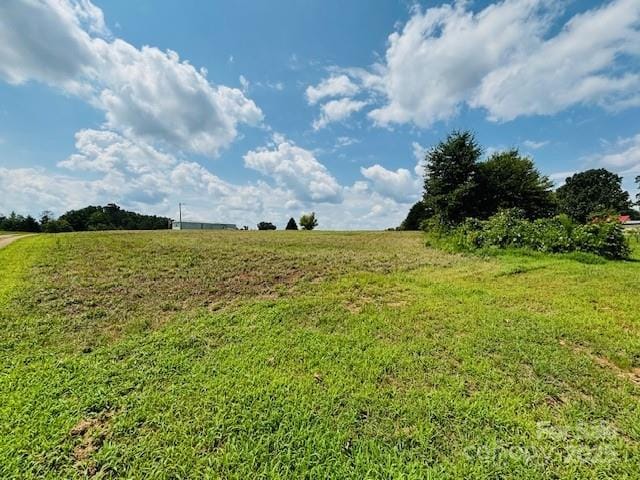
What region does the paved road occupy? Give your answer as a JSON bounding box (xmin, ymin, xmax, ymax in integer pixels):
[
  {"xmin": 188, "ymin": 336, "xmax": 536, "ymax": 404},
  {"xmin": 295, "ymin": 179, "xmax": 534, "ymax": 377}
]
[{"xmin": 0, "ymin": 234, "xmax": 33, "ymax": 250}]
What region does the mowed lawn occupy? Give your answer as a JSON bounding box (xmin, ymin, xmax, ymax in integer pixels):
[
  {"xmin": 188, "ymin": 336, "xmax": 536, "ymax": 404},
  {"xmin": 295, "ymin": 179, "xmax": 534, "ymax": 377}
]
[{"xmin": 1, "ymin": 231, "xmax": 640, "ymax": 479}]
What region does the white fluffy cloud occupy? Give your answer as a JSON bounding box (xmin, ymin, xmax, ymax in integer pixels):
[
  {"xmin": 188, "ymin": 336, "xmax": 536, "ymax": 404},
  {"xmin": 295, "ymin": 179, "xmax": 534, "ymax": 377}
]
[
  {"xmin": 313, "ymin": 98, "xmax": 369, "ymax": 130},
  {"xmin": 93, "ymin": 40, "xmax": 263, "ymax": 156},
  {"xmin": 244, "ymin": 138, "xmax": 343, "ymax": 203},
  {"xmin": 313, "ymin": 182, "xmax": 414, "ymax": 230},
  {"xmin": 0, "ymin": 0, "xmax": 98, "ymax": 94},
  {"xmin": 0, "ymin": 129, "xmax": 295, "ymax": 223},
  {"xmin": 0, "ymin": 167, "xmax": 102, "ymax": 215},
  {"xmin": 58, "ymin": 129, "xmax": 175, "ymax": 174},
  {"xmin": 305, "ymin": 74, "xmax": 360, "ymax": 105},
  {"xmin": 306, "ymin": 74, "xmax": 368, "ymax": 130},
  {"xmin": 412, "ymin": 141, "xmax": 427, "ymax": 176},
  {"xmin": 0, "ymin": 0, "xmax": 262, "ymax": 157},
  {"xmin": 598, "ymin": 134, "xmax": 640, "ymax": 176},
  {"xmin": 368, "ymin": 0, "xmax": 549, "ymax": 126},
  {"xmin": 360, "ymin": 164, "xmax": 421, "ymax": 203},
  {"xmin": 312, "ymin": 0, "xmax": 640, "ymax": 128},
  {"xmin": 471, "ymin": 0, "xmax": 640, "ymax": 120}
]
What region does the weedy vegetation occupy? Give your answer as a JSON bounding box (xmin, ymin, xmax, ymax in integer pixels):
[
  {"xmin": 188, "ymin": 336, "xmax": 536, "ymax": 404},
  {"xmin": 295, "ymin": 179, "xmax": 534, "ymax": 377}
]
[{"xmin": 1, "ymin": 231, "xmax": 640, "ymax": 478}]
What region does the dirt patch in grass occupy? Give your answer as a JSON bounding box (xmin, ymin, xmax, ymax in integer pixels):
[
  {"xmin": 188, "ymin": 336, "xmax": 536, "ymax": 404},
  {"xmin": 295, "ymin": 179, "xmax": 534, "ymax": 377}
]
[
  {"xmin": 70, "ymin": 410, "xmax": 114, "ymax": 476},
  {"xmin": 589, "ymin": 354, "xmax": 640, "ymax": 386},
  {"xmin": 562, "ymin": 340, "xmax": 640, "ymax": 386}
]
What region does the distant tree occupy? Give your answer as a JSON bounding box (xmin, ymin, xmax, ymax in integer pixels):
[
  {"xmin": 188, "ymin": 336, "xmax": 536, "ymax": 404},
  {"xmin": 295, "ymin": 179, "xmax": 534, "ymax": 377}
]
[
  {"xmin": 556, "ymin": 169, "xmax": 632, "ymax": 223},
  {"xmin": 424, "ymin": 131, "xmax": 481, "ymax": 225},
  {"xmin": 43, "ymin": 218, "xmax": 73, "ymax": 233},
  {"xmin": 475, "ymin": 150, "xmax": 556, "ymax": 219},
  {"xmin": 0, "ymin": 212, "xmax": 40, "ymax": 232},
  {"xmin": 87, "ymin": 210, "xmax": 114, "ymax": 231},
  {"xmin": 22, "ymin": 215, "xmax": 40, "ymax": 232},
  {"xmin": 40, "ymin": 210, "xmax": 54, "ymax": 226},
  {"xmin": 0, "ymin": 213, "xmax": 11, "ymax": 231},
  {"xmin": 37, "ymin": 210, "xmax": 69, "ymax": 233},
  {"xmin": 285, "ymin": 217, "xmax": 298, "ymax": 230},
  {"xmin": 257, "ymin": 221, "xmax": 276, "ymax": 230},
  {"xmin": 399, "ymin": 200, "xmax": 431, "ymax": 230},
  {"xmin": 299, "ymin": 212, "xmax": 318, "ymax": 230},
  {"xmin": 636, "ymin": 175, "xmax": 640, "ymax": 205},
  {"xmin": 59, "ymin": 204, "xmax": 169, "ymax": 231}
]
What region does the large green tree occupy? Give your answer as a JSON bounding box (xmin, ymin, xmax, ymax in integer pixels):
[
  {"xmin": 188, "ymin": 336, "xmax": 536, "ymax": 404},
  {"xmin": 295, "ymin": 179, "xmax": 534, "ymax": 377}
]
[
  {"xmin": 475, "ymin": 150, "xmax": 555, "ymax": 219},
  {"xmin": 399, "ymin": 200, "xmax": 431, "ymax": 230},
  {"xmin": 423, "ymin": 131, "xmax": 481, "ymax": 225},
  {"xmin": 556, "ymin": 169, "xmax": 632, "ymax": 223}
]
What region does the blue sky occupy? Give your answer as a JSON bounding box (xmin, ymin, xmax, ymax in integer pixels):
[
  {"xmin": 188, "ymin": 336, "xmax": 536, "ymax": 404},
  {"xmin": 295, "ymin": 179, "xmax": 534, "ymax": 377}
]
[{"xmin": 1, "ymin": 0, "xmax": 639, "ymax": 229}]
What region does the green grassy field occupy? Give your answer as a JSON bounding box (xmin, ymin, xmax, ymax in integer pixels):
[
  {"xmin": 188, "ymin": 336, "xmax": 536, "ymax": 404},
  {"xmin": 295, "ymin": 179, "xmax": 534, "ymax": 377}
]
[{"xmin": 1, "ymin": 231, "xmax": 640, "ymax": 478}]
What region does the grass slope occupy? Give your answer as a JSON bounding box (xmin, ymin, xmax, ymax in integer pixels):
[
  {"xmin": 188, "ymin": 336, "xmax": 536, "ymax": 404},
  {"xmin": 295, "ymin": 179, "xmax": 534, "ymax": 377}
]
[{"xmin": 1, "ymin": 231, "xmax": 639, "ymax": 478}]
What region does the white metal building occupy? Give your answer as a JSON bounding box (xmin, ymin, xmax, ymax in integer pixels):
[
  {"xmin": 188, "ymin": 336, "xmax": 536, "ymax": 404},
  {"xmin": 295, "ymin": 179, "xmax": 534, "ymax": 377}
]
[{"xmin": 172, "ymin": 221, "xmax": 237, "ymax": 230}]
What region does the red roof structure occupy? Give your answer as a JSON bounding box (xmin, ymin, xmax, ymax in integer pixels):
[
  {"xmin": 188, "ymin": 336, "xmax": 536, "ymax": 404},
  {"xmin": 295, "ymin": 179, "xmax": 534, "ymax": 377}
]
[{"xmin": 619, "ymin": 215, "xmax": 631, "ymax": 223}]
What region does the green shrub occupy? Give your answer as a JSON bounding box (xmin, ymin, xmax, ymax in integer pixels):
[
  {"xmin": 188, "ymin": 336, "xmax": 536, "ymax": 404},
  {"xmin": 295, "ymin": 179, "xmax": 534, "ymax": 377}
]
[
  {"xmin": 479, "ymin": 208, "xmax": 528, "ymax": 248},
  {"xmin": 443, "ymin": 209, "xmax": 629, "ymax": 259},
  {"xmin": 573, "ymin": 222, "xmax": 629, "ymax": 259},
  {"xmin": 451, "ymin": 217, "xmax": 484, "ymax": 250},
  {"xmin": 526, "ymin": 217, "xmax": 574, "ymax": 253}
]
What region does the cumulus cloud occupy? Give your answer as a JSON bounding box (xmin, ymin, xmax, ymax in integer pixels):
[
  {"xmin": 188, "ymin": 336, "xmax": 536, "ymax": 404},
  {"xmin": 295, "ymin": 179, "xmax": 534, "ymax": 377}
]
[
  {"xmin": 316, "ymin": 183, "xmax": 413, "ymax": 229},
  {"xmin": 305, "ymin": 74, "xmax": 360, "ymax": 105},
  {"xmin": 93, "ymin": 40, "xmax": 263, "ymax": 156},
  {"xmin": 369, "ymin": 0, "xmax": 549, "ymax": 126},
  {"xmin": 308, "ymin": 0, "xmax": 640, "ymax": 128},
  {"xmin": 312, "ymin": 98, "xmax": 368, "ymax": 130},
  {"xmin": 597, "ymin": 133, "xmax": 640, "ymax": 175},
  {"xmin": 0, "ymin": 0, "xmax": 262, "ymax": 157},
  {"xmin": 411, "ymin": 141, "xmax": 428, "ymax": 177},
  {"xmin": 360, "ymin": 164, "xmax": 421, "ymax": 203},
  {"xmin": 0, "ymin": 167, "xmax": 101, "ymax": 216},
  {"xmin": 58, "ymin": 129, "xmax": 175, "ymax": 173},
  {"xmin": 471, "ymin": 0, "xmax": 640, "ymax": 120},
  {"xmin": 0, "ymin": 0, "xmax": 97, "ymax": 94},
  {"xmin": 244, "ymin": 138, "xmax": 343, "ymax": 203},
  {"xmin": 0, "ymin": 129, "xmax": 294, "ymax": 223}
]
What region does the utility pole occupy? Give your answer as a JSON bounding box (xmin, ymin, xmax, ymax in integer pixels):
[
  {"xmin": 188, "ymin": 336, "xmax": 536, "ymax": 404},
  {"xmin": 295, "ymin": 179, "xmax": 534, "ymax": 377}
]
[{"xmin": 179, "ymin": 202, "xmax": 182, "ymax": 230}]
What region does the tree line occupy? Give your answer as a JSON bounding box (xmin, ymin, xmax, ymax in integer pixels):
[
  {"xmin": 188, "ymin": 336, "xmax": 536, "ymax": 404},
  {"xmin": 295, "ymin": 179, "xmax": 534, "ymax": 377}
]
[
  {"xmin": 400, "ymin": 131, "xmax": 640, "ymax": 230},
  {"xmin": 2, "ymin": 204, "xmax": 320, "ymax": 234},
  {"xmin": 0, "ymin": 204, "xmax": 170, "ymax": 233}
]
